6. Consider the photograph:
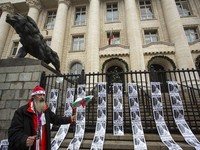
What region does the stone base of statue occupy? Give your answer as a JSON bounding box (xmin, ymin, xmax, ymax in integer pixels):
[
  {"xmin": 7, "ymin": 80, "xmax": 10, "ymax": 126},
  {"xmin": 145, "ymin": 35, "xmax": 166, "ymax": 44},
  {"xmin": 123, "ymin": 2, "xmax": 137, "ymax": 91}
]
[{"xmin": 0, "ymin": 58, "xmax": 57, "ymax": 141}]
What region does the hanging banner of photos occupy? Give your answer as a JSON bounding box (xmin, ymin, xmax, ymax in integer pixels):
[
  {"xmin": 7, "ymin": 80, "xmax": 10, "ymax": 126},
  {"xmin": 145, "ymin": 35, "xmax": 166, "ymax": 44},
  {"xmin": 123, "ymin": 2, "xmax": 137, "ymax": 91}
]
[
  {"xmin": 128, "ymin": 83, "xmax": 147, "ymax": 150},
  {"xmin": 113, "ymin": 83, "xmax": 124, "ymax": 136},
  {"xmin": 67, "ymin": 84, "xmax": 86, "ymax": 150},
  {"xmin": 168, "ymin": 81, "xmax": 200, "ymax": 150},
  {"xmin": 151, "ymin": 82, "xmax": 182, "ymax": 150},
  {"xmin": 91, "ymin": 82, "xmax": 107, "ymax": 150},
  {"xmin": 51, "ymin": 88, "xmax": 75, "ymax": 150},
  {"xmin": 49, "ymin": 89, "xmax": 59, "ymax": 130},
  {"xmin": 0, "ymin": 139, "xmax": 9, "ymax": 150}
]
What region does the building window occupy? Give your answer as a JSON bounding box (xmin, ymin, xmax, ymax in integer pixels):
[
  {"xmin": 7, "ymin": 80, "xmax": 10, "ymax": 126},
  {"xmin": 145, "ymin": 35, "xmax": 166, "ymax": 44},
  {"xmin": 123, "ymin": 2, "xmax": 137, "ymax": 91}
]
[
  {"xmin": 72, "ymin": 36, "xmax": 84, "ymax": 50},
  {"xmin": 185, "ymin": 28, "xmax": 199, "ymax": 42},
  {"xmin": 45, "ymin": 11, "xmax": 56, "ymax": 29},
  {"xmin": 45, "ymin": 39, "xmax": 51, "ymax": 47},
  {"xmin": 75, "ymin": 7, "xmax": 86, "ymax": 25},
  {"xmin": 107, "ymin": 32, "xmax": 120, "ymax": 44},
  {"xmin": 70, "ymin": 63, "xmax": 82, "ymax": 80},
  {"xmin": 139, "ymin": 0, "xmax": 154, "ymax": 19},
  {"xmin": 144, "ymin": 30, "xmax": 159, "ymax": 44},
  {"xmin": 107, "ymin": 3, "xmax": 119, "ymax": 22},
  {"xmin": 175, "ymin": 0, "xmax": 191, "ymax": 16},
  {"xmin": 11, "ymin": 42, "xmax": 19, "ymax": 55},
  {"xmin": 70, "ymin": 63, "xmax": 82, "ymax": 75}
]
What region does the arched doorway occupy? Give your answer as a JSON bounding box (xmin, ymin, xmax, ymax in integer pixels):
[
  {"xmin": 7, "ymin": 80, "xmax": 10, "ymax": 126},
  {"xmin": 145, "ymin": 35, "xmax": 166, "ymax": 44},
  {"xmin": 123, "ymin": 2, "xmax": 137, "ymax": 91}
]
[
  {"xmin": 106, "ymin": 66, "xmax": 124, "ymax": 93},
  {"xmin": 150, "ymin": 64, "xmax": 168, "ymax": 92}
]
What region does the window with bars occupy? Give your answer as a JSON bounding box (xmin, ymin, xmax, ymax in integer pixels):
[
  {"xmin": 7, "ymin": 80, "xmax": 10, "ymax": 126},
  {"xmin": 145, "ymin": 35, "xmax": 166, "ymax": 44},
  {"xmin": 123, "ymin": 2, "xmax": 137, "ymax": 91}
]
[
  {"xmin": 107, "ymin": 3, "xmax": 119, "ymax": 22},
  {"xmin": 139, "ymin": 0, "xmax": 154, "ymax": 19},
  {"xmin": 45, "ymin": 11, "xmax": 57, "ymax": 29},
  {"xmin": 72, "ymin": 36, "xmax": 84, "ymax": 50},
  {"xmin": 175, "ymin": 0, "xmax": 191, "ymax": 16},
  {"xmin": 75, "ymin": 7, "xmax": 86, "ymax": 25},
  {"xmin": 184, "ymin": 28, "xmax": 199, "ymax": 42},
  {"xmin": 107, "ymin": 32, "xmax": 120, "ymax": 44},
  {"xmin": 11, "ymin": 42, "xmax": 19, "ymax": 56},
  {"xmin": 144, "ymin": 30, "xmax": 159, "ymax": 44}
]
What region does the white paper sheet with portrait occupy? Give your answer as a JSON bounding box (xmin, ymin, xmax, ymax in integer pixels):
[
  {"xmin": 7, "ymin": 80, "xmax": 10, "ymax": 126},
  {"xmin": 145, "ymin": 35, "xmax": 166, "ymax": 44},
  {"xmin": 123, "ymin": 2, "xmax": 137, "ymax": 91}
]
[
  {"xmin": 51, "ymin": 88, "xmax": 75, "ymax": 150},
  {"xmin": 128, "ymin": 83, "xmax": 147, "ymax": 150},
  {"xmin": 91, "ymin": 82, "xmax": 107, "ymax": 150},
  {"xmin": 67, "ymin": 84, "xmax": 86, "ymax": 150},
  {"xmin": 151, "ymin": 82, "xmax": 182, "ymax": 150},
  {"xmin": 168, "ymin": 81, "xmax": 200, "ymax": 150}
]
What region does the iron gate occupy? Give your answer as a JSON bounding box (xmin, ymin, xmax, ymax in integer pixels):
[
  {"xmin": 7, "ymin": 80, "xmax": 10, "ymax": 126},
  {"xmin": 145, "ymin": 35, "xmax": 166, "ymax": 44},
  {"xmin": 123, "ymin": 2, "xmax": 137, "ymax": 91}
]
[{"xmin": 40, "ymin": 68, "xmax": 200, "ymax": 133}]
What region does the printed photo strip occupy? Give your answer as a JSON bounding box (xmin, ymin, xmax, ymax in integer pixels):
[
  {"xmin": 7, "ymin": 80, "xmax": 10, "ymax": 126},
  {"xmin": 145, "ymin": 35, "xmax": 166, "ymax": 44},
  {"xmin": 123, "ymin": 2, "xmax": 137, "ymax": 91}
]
[
  {"xmin": 91, "ymin": 82, "xmax": 107, "ymax": 150},
  {"xmin": 113, "ymin": 83, "xmax": 124, "ymax": 136},
  {"xmin": 49, "ymin": 89, "xmax": 59, "ymax": 130},
  {"xmin": 167, "ymin": 81, "xmax": 200, "ymax": 149},
  {"xmin": 67, "ymin": 84, "xmax": 86, "ymax": 150},
  {"xmin": 151, "ymin": 82, "xmax": 182, "ymax": 150},
  {"xmin": 51, "ymin": 88, "xmax": 74, "ymax": 150},
  {"xmin": 128, "ymin": 83, "xmax": 147, "ymax": 150}
]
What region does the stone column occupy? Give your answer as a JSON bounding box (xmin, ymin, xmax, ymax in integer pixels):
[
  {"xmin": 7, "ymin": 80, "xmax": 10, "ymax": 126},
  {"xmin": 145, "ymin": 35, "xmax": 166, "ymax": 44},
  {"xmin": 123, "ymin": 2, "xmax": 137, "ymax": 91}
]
[
  {"xmin": 161, "ymin": 0, "xmax": 195, "ymax": 69},
  {"xmin": 26, "ymin": 0, "xmax": 42, "ymax": 23},
  {"xmin": 86, "ymin": 0, "xmax": 100, "ymax": 73},
  {"xmin": 124, "ymin": 0, "xmax": 145, "ymax": 71},
  {"xmin": 0, "ymin": 3, "xmax": 14, "ymax": 58},
  {"xmin": 194, "ymin": 0, "xmax": 200, "ymax": 16},
  {"xmin": 51, "ymin": 0, "xmax": 70, "ymax": 69}
]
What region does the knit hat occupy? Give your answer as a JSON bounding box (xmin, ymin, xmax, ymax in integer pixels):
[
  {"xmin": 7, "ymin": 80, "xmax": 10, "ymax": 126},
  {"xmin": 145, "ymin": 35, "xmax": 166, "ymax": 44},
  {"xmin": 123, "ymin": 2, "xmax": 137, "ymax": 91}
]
[{"xmin": 31, "ymin": 85, "xmax": 46, "ymax": 96}]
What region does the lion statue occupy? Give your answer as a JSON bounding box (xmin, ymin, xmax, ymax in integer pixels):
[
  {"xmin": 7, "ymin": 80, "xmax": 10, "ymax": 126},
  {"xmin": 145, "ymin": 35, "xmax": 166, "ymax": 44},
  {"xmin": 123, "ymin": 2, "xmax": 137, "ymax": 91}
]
[{"xmin": 6, "ymin": 13, "xmax": 60, "ymax": 72}]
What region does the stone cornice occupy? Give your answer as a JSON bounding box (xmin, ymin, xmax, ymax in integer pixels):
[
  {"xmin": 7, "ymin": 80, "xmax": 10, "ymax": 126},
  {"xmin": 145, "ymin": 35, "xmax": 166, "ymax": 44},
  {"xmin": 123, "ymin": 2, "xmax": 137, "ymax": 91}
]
[
  {"xmin": 57, "ymin": 0, "xmax": 71, "ymax": 6},
  {"xmin": 26, "ymin": 0, "xmax": 42, "ymax": 11},
  {"xmin": 142, "ymin": 41, "xmax": 175, "ymax": 48},
  {"xmin": 189, "ymin": 39, "xmax": 200, "ymax": 45},
  {"xmin": 89, "ymin": 0, "xmax": 100, "ymax": 2},
  {"xmin": 100, "ymin": 53, "xmax": 129, "ymax": 58},
  {"xmin": 0, "ymin": 3, "xmax": 14, "ymax": 14},
  {"xmin": 99, "ymin": 44, "xmax": 130, "ymax": 50},
  {"xmin": 191, "ymin": 49, "xmax": 200, "ymax": 53},
  {"xmin": 144, "ymin": 51, "xmax": 175, "ymax": 55}
]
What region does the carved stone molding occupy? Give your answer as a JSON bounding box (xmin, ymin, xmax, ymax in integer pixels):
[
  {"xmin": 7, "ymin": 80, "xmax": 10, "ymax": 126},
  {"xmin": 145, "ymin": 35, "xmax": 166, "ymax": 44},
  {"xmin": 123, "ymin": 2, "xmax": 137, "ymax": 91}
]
[
  {"xmin": 89, "ymin": 0, "xmax": 100, "ymax": 2},
  {"xmin": 142, "ymin": 41, "xmax": 175, "ymax": 48},
  {"xmin": 191, "ymin": 49, "xmax": 200, "ymax": 53},
  {"xmin": 57, "ymin": 0, "xmax": 71, "ymax": 6},
  {"xmin": 99, "ymin": 44, "xmax": 130, "ymax": 50},
  {"xmin": 144, "ymin": 51, "xmax": 175, "ymax": 55},
  {"xmin": 189, "ymin": 39, "xmax": 200, "ymax": 45},
  {"xmin": 0, "ymin": 3, "xmax": 14, "ymax": 14},
  {"xmin": 66, "ymin": 59, "xmax": 85, "ymax": 73},
  {"xmin": 26, "ymin": 0, "xmax": 42, "ymax": 11}
]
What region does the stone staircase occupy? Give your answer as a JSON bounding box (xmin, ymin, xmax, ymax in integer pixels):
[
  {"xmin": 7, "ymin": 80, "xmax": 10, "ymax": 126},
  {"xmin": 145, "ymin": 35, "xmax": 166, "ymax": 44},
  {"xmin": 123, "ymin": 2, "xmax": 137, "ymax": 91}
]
[
  {"xmin": 51, "ymin": 132, "xmax": 200, "ymax": 150},
  {"xmin": 53, "ymin": 92, "xmax": 200, "ymax": 149}
]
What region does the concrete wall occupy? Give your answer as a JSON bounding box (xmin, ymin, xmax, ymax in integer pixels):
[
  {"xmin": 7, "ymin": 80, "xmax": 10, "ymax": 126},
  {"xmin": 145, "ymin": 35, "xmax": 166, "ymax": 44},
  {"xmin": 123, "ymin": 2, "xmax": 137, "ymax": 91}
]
[{"xmin": 0, "ymin": 58, "xmax": 57, "ymax": 141}]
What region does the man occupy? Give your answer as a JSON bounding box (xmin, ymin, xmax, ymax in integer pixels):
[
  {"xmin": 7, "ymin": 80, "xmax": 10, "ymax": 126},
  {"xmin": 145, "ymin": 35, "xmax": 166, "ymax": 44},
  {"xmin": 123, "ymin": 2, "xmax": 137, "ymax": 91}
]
[{"xmin": 8, "ymin": 85, "xmax": 76, "ymax": 150}]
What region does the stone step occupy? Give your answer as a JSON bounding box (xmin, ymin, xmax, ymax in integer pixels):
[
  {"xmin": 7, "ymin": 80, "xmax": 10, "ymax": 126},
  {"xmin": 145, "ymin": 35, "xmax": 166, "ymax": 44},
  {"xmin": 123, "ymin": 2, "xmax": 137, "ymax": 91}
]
[
  {"xmin": 51, "ymin": 132, "xmax": 200, "ymax": 141},
  {"xmin": 51, "ymin": 132, "xmax": 200, "ymax": 150}
]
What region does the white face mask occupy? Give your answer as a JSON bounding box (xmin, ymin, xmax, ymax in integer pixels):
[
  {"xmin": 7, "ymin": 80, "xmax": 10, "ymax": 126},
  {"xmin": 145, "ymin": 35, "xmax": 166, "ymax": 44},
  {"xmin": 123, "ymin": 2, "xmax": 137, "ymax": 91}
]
[{"xmin": 33, "ymin": 98, "xmax": 45, "ymax": 113}]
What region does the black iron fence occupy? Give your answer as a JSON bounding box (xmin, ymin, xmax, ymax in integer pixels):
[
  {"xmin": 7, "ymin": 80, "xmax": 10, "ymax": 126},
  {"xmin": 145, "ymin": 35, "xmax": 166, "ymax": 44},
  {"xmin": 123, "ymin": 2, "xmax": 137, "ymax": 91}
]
[{"xmin": 40, "ymin": 68, "xmax": 200, "ymax": 133}]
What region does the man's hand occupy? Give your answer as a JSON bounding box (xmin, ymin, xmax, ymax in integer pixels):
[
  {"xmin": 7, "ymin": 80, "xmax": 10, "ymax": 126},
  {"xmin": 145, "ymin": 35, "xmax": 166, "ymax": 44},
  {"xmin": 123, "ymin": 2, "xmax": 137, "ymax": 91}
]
[
  {"xmin": 71, "ymin": 115, "xmax": 76, "ymax": 122},
  {"xmin": 26, "ymin": 135, "xmax": 36, "ymax": 147}
]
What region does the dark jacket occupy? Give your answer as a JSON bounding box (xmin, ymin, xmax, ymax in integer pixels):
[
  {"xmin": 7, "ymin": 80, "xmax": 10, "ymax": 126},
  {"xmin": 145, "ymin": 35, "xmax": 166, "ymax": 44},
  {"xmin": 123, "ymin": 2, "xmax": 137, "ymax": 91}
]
[{"xmin": 8, "ymin": 102, "xmax": 71, "ymax": 150}]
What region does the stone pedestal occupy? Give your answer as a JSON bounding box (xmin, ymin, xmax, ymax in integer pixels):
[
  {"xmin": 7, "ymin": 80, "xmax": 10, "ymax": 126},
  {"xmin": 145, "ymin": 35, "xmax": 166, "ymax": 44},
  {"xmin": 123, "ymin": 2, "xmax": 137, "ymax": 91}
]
[{"xmin": 0, "ymin": 58, "xmax": 57, "ymax": 141}]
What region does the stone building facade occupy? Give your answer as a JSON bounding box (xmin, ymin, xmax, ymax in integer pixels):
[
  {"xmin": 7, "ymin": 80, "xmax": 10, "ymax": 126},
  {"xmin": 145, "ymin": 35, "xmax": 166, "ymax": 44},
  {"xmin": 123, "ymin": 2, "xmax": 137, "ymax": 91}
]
[{"xmin": 0, "ymin": 0, "xmax": 200, "ymax": 74}]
